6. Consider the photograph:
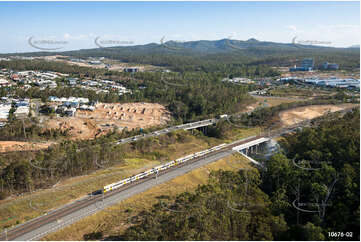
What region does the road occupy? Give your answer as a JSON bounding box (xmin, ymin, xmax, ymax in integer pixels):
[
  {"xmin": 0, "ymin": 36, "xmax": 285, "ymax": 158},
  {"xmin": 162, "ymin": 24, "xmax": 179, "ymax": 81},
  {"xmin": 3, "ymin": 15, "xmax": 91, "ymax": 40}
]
[
  {"xmin": 249, "ymin": 93, "xmax": 305, "ymax": 101},
  {"xmin": 3, "ymin": 107, "xmax": 352, "ymax": 240},
  {"xmin": 0, "ymin": 115, "xmax": 245, "ymax": 240},
  {"xmin": 116, "ymin": 119, "xmax": 216, "ymax": 144},
  {"xmin": 2, "ymin": 135, "xmax": 263, "ymax": 241},
  {"xmin": 118, "ymin": 104, "xmax": 357, "ymax": 145}
]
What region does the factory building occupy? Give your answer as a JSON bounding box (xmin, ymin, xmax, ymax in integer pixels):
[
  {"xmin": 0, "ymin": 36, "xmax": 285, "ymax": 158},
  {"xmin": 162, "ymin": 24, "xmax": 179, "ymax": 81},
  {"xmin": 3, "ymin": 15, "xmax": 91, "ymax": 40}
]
[
  {"xmin": 321, "ymin": 62, "xmax": 339, "ymax": 70},
  {"xmin": 290, "ymin": 58, "xmax": 314, "ymax": 72},
  {"xmin": 302, "ymin": 58, "xmax": 314, "ymax": 69}
]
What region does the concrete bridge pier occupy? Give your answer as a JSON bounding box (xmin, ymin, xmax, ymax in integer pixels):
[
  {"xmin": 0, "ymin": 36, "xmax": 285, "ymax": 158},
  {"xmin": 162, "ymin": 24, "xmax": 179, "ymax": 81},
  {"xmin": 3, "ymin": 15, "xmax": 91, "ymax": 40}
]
[{"xmin": 232, "ymin": 137, "xmax": 270, "ymax": 166}]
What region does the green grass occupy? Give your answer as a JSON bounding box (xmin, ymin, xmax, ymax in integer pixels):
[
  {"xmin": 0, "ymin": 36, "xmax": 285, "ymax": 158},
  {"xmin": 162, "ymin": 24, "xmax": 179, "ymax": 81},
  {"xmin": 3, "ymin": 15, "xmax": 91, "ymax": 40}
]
[
  {"xmin": 42, "ymin": 154, "xmax": 251, "ymax": 241},
  {"xmin": 0, "ymin": 127, "xmax": 261, "ymax": 232},
  {"xmin": 0, "ymin": 131, "xmax": 213, "ymax": 231}
]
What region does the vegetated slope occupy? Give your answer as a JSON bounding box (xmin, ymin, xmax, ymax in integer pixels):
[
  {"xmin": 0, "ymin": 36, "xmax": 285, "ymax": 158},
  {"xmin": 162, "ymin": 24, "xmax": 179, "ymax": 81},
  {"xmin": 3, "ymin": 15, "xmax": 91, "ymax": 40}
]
[
  {"xmin": 0, "ymin": 129, "xmax": 227, "ymax": 231},
  {"xmin": 116, "ymin": 108, "xmax": 359, "ymax": 241},
  {"xmin": 119, "ymin": 169, "xmax": 287, "ymax": 241},
  {"xmin": 2, "ymin": 39, "xmax": 359, "ymax": 71},
  {"xmin": 42, "ymin": 154, "xmax": 252, "ymax": 241},
  {"xmin": 263, "ymin": 108, "xmax": 360, "ymax": 240}
]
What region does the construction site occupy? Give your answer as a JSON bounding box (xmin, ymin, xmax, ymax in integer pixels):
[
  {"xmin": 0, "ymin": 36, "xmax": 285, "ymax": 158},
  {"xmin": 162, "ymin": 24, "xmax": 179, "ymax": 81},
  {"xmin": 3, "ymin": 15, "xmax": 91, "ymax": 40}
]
[{"xmin": 44, "ymin": 102, "xmax": 171, "ymax": 140}]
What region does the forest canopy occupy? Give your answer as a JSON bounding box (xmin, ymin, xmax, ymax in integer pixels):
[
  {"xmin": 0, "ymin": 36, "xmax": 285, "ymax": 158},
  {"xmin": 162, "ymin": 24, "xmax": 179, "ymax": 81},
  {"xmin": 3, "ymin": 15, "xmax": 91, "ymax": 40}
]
[{"xmin": 115, "ymin": 108, "xmax": 360, "ymax": 241}]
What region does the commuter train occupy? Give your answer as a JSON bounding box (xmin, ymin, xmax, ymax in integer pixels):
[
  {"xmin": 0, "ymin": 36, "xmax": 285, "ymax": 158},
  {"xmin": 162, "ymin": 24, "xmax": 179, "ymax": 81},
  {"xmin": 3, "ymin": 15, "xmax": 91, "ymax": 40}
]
[{"xmin": 103, "ymin": 143, "xmax": 228, "ymax": 193}]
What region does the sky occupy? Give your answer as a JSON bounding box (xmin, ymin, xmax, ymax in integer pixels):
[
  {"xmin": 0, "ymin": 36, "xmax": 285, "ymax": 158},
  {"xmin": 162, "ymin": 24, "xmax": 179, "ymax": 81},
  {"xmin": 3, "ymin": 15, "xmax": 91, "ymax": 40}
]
[{"xmin": 0, "ymin": 1, "xmax": 359, "ymax": 53}]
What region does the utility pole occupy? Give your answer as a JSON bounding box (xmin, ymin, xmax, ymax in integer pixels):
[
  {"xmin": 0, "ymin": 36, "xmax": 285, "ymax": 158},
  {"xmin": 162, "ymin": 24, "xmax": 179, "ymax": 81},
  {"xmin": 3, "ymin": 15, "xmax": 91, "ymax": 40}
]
[
  {"xmin": 155, "ymin": 170, "xmax": 159, "ymax": 185},
  {"xmin": 5, "ymin": 228, "xmax": 7, "ymax": 241}
]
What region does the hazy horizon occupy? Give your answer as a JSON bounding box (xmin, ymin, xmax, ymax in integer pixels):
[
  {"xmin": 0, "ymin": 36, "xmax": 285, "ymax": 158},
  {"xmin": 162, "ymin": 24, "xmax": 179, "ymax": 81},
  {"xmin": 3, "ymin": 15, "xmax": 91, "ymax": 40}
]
[{"xmin": 0, "ymin": 1, "xmax": 359, "ymax": 53}]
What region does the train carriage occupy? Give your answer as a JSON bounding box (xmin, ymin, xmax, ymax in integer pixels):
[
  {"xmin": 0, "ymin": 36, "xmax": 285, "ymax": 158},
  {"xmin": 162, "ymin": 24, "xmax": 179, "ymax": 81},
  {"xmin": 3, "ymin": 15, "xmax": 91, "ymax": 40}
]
[{"xmin": 103, "ymin": 143, "xmax": 230, "ymax": 193}]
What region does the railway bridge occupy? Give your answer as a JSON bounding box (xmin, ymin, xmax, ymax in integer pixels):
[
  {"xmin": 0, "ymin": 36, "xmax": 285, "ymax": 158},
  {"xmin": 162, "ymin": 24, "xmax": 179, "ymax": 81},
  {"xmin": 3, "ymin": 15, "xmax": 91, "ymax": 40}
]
[
  {"xmin": 232, "ymin": 137, "xmax": 270, "ymax": 166},
  {"xmin": 232, "ymin": 137, "xmax": 270, "ymax": 154}
]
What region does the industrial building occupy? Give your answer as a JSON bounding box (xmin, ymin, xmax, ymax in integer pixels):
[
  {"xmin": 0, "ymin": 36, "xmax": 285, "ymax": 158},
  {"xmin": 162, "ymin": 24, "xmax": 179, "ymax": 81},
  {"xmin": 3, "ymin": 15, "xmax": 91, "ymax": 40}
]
[
  {"xmin": 320, "ymin": 62, "xmax": 339, "ymax": 70},
  {"xmin": 290, "ymin": 58, "xmax": 314, "ymax": 72},
  {"xmin": 305, "ymin": 78, "xmax": 360, "ymax": 89},
  {"xmin": 302, "ymin": 58, "xmax": 314, "ymax": 69}
]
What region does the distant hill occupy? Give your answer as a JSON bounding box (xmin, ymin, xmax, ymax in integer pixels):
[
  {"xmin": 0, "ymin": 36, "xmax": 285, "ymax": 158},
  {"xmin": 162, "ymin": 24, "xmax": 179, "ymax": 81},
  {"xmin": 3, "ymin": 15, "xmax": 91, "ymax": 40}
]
[
  {"xmin": 64, "ymin": 38, "xmax": 358, "ymax": 57},
  {"xmin": 1, "ymin": 39, "xmax": 359, "ymax": 71}
]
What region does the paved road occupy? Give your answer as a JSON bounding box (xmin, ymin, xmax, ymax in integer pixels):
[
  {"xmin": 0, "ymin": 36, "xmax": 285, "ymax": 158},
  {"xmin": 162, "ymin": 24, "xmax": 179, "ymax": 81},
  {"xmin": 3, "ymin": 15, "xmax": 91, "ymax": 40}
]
[
  {"xmin": 5, "ymin": 106, "xmax": 348, "ymax": 240},
  {"xmin": 248, "ymin": 92, "xmax": 305, "ymax": 101},
  {"xmin": 116, "ymin": 119, "xmax": 216, "ymax": 144},
  {"xmin": 5, "ymin": 117, "xmax": 324, "ymax": 241},
  {"xmin": 9, "ymin": 149, "xmax": 235, "ymax": 241},
  {"xmin": 117, "ymin": 105, "xmax": 357, "ymax": 145}
]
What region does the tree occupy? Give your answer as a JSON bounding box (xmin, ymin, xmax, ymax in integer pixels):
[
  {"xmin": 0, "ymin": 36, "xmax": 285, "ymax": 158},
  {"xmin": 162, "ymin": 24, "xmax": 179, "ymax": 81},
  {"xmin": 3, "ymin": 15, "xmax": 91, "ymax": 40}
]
[{"xmin": 302, "ymin": 222, "xmax": 325, "ymax": 241}]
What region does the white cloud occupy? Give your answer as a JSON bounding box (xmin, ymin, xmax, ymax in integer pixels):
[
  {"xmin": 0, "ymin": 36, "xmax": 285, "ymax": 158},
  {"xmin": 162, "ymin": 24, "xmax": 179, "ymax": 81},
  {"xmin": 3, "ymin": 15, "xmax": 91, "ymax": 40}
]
[
  {"xmin": 286, "ymin": 25, "xmax": 297, "ymax": 32},
  {"xmin": 284, "ymin": 24, "xmax": 359, "ymax": 47}
]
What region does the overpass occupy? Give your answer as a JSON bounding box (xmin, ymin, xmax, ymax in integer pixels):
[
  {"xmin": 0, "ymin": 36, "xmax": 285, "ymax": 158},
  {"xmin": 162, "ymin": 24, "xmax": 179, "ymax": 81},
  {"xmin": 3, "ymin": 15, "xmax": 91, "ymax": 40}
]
[
  {"xmin": 0, "ymin": 135, "xmax": 264, "ymax": 241},
  {"xmin": 182, "ymin": 119, "xmax": 216, "ymax": 130},
  {"xmin": 116, "ymin": 103, "xmax": 357, "ymax": 145},
  {"xmin": 2, "ymin": 103, "xmax": 355, "ymax": 240},
  {"xmin": 116, "ymin": 119, "xmax": 217, "ymax": 144},
  {"xmin": 232, "ymin": 137, "xmax": 270, "ymax": 166},
  {"xmin": 2, "ymin": 129, "xmax": 312, "ymax": 240},
  {"xmin": 232, "ymin": 137, "xmax": 270, "ymax": 153}
]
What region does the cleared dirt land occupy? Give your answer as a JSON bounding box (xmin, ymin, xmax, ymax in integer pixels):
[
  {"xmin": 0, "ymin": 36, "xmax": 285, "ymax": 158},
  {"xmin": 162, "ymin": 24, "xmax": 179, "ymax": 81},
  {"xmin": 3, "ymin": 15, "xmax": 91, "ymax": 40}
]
[
  {"xmin": 37, "ymin": 55, "xmax": 160, "ymax": 72},
  {"xmin": 77, "ymin": 102, "xmax": 170, "ymax": 128},
  {"xmin": 44, "ymin": 102, "xmax": 171, "ymax": 140},
  {"xmin": 0, "ymin": 141, "xmax": 53, "ymax": 153},
  {"xmin": 279, "ymin": 104, "xmax": 358, "ymax": 126}
]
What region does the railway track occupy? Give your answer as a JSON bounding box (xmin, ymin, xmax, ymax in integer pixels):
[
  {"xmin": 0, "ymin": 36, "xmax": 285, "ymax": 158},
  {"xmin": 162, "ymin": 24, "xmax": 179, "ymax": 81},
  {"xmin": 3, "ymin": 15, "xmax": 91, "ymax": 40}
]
[
  {"xmin": 2, "ymin": 106, "xmax": 355, "ymax": 240},
  {"xmin": 0, "ymin": 135, "xmax": 264, "ymax": 241}
]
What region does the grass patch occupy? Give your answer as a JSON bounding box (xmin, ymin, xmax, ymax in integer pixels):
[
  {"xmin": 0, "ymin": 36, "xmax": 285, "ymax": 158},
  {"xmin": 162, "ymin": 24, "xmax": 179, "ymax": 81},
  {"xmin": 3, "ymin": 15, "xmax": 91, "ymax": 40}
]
[
  {"xmin": 0, "ymin": 130, "xmax": 223, "ymax": 232},
  {"xmin": 268, "ymin": 86, "xmax": 333, "ymax": 98},
  {"xmin": 42, "ymin": 154, "xmax": 251, "ymax": 241},
  {"xmin": 253, "ymin": 96, "xmax": 302, "ymax": 107},
  {"xmin": 223, "ymin": 127, "xmax": 261, "ymax": 142},
  {"xmin": 0, "ymin": 127, "xmax": 260, "ymax": 232}
]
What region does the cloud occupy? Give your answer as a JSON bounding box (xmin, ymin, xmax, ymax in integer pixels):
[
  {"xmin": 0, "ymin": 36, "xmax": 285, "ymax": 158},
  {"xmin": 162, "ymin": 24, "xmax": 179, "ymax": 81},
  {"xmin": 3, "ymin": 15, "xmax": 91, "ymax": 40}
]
[
  {"xmin": 286, "ymin": 25, "xmax": 297, "ymax": 32},
  {"xmin": 296, "ymin": 25, "xmax": 359, "ymax": 47}
]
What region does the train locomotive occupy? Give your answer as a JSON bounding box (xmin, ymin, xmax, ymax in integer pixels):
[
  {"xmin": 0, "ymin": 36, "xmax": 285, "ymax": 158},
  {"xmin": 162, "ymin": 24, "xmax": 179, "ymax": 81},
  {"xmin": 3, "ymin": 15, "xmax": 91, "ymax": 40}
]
[{"xmin": 103, "ymin": 143, "xmax": 227, "ymax": 193}]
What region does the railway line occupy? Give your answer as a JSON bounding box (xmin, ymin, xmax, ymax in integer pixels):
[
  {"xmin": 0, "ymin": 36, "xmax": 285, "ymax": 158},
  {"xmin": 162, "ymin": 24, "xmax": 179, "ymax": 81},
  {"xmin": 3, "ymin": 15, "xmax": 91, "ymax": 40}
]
[
  {"xmin": 2, "ymin": 108, "xmax": 345, "ymax": 240},
  {"xmin": 0, "ymin": 135, "xmax": 265, "ymax": 241}
]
